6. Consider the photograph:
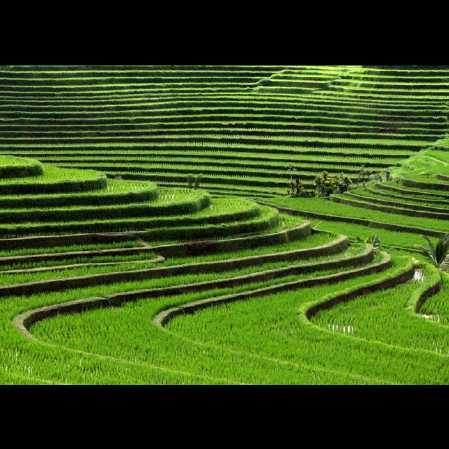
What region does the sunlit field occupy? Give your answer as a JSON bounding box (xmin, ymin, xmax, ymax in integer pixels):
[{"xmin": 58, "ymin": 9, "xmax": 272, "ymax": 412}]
[{"xmin": 1, "ymin": 65, "xmax": 449, "ymax": 384}]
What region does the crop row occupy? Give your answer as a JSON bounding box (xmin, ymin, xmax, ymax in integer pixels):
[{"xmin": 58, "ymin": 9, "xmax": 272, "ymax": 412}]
[
  {"xmin": 0, "ymin": 118, "xmax": 443, "ymax": 135},
  {"xmin": 0, "ymin": 142, "xmax": 416, "ymax": 161},
  {"xmin": 0, "ymin": 97, "xmax": 443, "ymax": 115},
  {"xmin": 0, "ymin": 127, "xmax": 437, "ymax": 142}
]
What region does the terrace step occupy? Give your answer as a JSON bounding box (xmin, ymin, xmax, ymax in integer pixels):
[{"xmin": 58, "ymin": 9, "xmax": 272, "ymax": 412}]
[
  {"xmin": 0, "ymin": 179, "xmax": 158, "ymax": 208},
  {"xmin": 0, "ymin": 197, "xmax": 265, "ymax": 237},
  {"xmin": 399, "ymin": 176, "xmax": 449, "ymax": 192},
  {"xmin": 0, "ymin": 155, "xmax": 43, "ymax": 178},
  {"xmin": 154, "ymin": 250, "xmax": 393, "ymax": 326},
  {"xmin": 15, "ymin": 244, "xmax": 382, "ymax": 330},
  {"xmin": 309, "ymin": 262, "xmax": 443, "ymax": 355},
  {"xmin": 0, "ymin": 232, "xmax": 355, "ymax": 297},
  {"xmin": 331, "ymin": 193, "xmax": 449, "ymax": 221},
  {"xmin": 365, "ymin": 184, "xmax": 449, "ymax": 207},
  {"xmin": 0, "ymin": 190, "xmax": 210, "ymax": 223},
  {"xmin": 0, "ymin": 165, "xmax": 107, "ymax": 195},
  {"xmin": 340, "ymin": 190, "xmax": 449, "ymax": 216},
  {"xmin": 375, "ymin": 181, "xmax": 449, "ymax": 201}
]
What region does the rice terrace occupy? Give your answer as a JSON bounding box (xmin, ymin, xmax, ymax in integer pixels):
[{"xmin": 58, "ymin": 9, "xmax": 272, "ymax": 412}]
[{"xmin": 2, "ymin": 64, "xmax": 449, "ymax": 385}]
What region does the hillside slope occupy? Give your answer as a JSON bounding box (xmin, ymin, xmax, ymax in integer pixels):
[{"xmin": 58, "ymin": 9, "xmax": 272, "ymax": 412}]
[{"xmin": 0, "ymin": 65, "xmax": 448, "ymax": 197}]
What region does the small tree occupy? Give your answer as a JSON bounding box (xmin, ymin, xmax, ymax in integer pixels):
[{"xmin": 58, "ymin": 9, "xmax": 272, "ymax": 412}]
[
  {"xmin": 295, "ymin": 177, "xmax": 305, "ymax": 196},
  {"xmin": 293, "ymin": 177, "xmax": 306, "ymax": 196},
  {"xmin": 335, "ymin": 173, "xmax": 352, "ymax": 194},
  {"xmin": 288, "ymin": 177, "xmax": 305, "ymax": 197},
  {"xmin": 314, "ymin": 172, "xmax": 326, "ymax": 197},
  {"xmin": 314, "ymin": 171, "xmax": 337, "ymax": 198}
]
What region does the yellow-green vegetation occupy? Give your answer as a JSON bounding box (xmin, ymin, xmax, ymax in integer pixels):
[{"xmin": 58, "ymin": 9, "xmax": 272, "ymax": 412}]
[{"xmin": 1, "ymin": 65, "xmax": 449, "ymax": 385}]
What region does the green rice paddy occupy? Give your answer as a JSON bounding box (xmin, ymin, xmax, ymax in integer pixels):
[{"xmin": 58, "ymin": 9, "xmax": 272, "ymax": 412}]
[{"xmin": 1, "ymin": 65, "xmax": 449, "ymax": 385}]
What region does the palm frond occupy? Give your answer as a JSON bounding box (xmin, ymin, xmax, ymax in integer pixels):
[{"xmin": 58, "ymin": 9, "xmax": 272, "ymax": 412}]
[
  {"xmin": 366, "ymin": 234, "xmax": 381, "ymax": 250},
  {"xmin": 419, "ymin": 234, "xmax": 449, "ymax": 269},
  {"xmin": 436, "ymin": 234, "xmax": 449, "ymax": 264},
  {"xmin": 418, "ymin": 235, "xmax": 437, "ymax": 265}
]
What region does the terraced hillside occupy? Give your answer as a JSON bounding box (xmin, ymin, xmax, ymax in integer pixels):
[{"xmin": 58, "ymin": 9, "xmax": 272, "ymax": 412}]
[
  {"xmin": 271, "ymin": 140, "xmax": 449, "ymax": 243},
  {"xmin": 0, "ymin": 153, "xmax": 446, "ymax": 384},
  {"xmin": 2, "ymin": 66, "xmax": 449, "ymax": 385},
  {"xmin": 1, "ymin": 65, "xmax": 449, "ymax": 198}
]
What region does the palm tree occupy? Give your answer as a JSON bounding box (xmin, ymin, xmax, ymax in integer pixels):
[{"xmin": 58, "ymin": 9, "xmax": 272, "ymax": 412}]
[
  {"xmin": 415, "ymin": 234, "xmax": 449, "ymax": 271},
  {"xmin": 366, "ymin": 235, "xmax": 381, "ymax": 251}
]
